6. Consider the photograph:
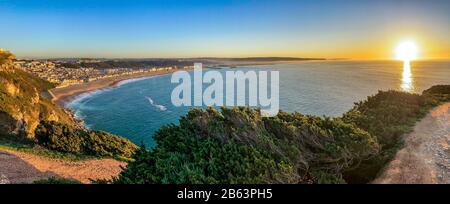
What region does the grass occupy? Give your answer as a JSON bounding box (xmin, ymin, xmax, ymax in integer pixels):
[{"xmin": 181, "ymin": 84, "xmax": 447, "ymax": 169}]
[
  {"xmin": 0, "ymin": 141, "xmax": 133, "ymax": 162},
  {"xmin": 0, "ymin": 133, "xmax": 127, "ymax": 162}
]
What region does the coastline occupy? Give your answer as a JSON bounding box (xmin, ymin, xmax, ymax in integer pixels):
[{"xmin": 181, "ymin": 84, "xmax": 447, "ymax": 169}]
[
  {"xmin": 50, "ymin": 60, "xmax": 325, "ymax": 107},
  {"xmin": 50, "ymin": 69, "xmax": 186, "ymax": 106}
]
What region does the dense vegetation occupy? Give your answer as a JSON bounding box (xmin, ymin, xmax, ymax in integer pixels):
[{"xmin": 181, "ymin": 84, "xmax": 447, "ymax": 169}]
[
  {"xmin": 114, "ymin": 85, "xmax": 450, "ymax": 184},
  {"xmin": 423, "ymin": 85, "xmax": 450, "ymax": 102},
  {"xmin": 35, "ymin": 121, "xmax": 137, "ymax": 159},
  {"xmin": 113, "ymin": 107, "xmax": 379, "ymax": 184},
  {"xmin": 1, "ymin": 50, "xmax": 72, "ymax": 137},
  {"xmin": 342, "ymin": 91, "xmax": 432, "ymax": 182},
  {"xmin": 0, "ymin": 49, "xmax": 15, "ymax": 65}
]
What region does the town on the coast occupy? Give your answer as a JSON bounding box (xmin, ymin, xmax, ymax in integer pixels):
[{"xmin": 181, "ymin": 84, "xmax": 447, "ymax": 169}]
[{"xmin": 13, "ymin": 59, "xmax": 194, "ymax": 87}]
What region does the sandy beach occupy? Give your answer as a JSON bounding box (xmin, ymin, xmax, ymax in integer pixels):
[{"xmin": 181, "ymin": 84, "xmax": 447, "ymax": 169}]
[{"xmin": 50, "ymin": 69, "xmax": 186, "ymax": 106}]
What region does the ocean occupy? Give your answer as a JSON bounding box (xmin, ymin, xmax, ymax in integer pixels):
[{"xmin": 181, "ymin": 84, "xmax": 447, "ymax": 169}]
[{"xmin": 66, "ymin": 60, "xmax": 450, "ymax": 146}]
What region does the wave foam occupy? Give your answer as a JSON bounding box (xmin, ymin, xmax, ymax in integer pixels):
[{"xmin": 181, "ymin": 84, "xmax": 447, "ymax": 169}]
[
  {"xmin": 146, "ymin": 97, "xmax": 167, "ymax": 111},
  {"xmin": 66, "ymin": 87, "xmax": 114, "ymax": 108},
  {"xmin": 117, "ymin": 76, "xmax": 155, "ymax": 86}
]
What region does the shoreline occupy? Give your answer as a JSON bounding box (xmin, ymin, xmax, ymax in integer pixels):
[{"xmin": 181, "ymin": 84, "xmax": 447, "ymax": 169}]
[
  {"xmin": 50, "ymin": 69, "xmax": 186, "ymax": 106},
  {"xmin": 50, "ymin": 60, "xmax": 324, "ymax": 107}
]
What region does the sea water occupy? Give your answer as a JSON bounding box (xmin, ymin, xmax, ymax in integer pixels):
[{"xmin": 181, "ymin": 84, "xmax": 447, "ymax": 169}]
[{"xmin": 66, "ymin": 60, "xmax": 450, "ymax": 146}]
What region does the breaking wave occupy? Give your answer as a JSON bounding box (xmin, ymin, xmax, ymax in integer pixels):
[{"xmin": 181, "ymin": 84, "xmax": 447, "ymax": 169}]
[
  {"xmin": 145, "ymin": 97, "xmax": 167, "ymax": 111},
  {"xmin": 117, "ymin": 76, "xmax": 155, "ymax": 86}
]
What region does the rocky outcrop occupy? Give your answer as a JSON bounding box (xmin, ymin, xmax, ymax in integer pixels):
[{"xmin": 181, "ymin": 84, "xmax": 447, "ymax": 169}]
[
  {"xmin": 0, "ymin": 49, "xmax": 15, "ymax": 72},
  {"xmin": 0, "ymin": 83, "xmax": 73, "ymax": 138},
  {"xmin": 0, "ymin": 111, "xmax": 25, "ymax": 136},
  {"xmin": 4, "ymin": 82, "xmax": 20, "ymax": 96}
]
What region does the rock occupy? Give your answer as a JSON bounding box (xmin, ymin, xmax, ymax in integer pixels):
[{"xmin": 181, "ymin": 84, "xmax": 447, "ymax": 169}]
[
  {"xmin": 0, "ymin": 111, "xmax": 25, "ymax": 136},
  {"xmin": 46, "ymin": 110, "xmax": 59, "ymax": 122},
  {"xmin": 31, "ymin": 90, "xmax": 40, "ymax": 104},
  {"xmin": 1, "ymin": 49, "xmax": 75, "ymax": 140}
]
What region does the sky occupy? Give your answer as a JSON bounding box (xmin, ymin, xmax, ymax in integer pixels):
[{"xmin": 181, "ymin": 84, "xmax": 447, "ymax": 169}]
[{"xmin": 0, "ymin": 0, "xmax": 449, "ymax": 59}]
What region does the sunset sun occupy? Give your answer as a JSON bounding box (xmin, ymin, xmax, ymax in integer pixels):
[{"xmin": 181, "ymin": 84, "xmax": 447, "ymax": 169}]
[{"xmin": 396, "ymin": 41, "xmax": 419, "ymax": 61}]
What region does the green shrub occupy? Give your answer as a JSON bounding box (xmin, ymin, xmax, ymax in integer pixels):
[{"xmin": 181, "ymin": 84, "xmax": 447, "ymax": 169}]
[
  {"xmin": 113, "ymin": 107, "xmax": 379, "ymax": 184},
  {"xmin": 343, "ymin": 90, "xmax": 428, "ymax": 147},
  {"xmin": 422, "ymin": 85, "xmax": 450, "ymax": 104},
  {"xmin": 1, "ymin": 50, "xmax": 72, "ymax": 138},
  {"xmin": 423, "ymin": 85, "xmax": 450, "ymax": 95},
  {"xmin": 115, "ymin": 85, "xmax": 450, "ymax": 184},
  {"xmin": 35, "ymin": 121, "xmax": 137, "ymax": 159}
]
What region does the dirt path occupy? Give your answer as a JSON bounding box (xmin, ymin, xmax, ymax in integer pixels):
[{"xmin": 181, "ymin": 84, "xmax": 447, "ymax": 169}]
[
  {"xmin": 0, "ymin": 149, "xmax": 126, "ymax": 184},
  {"xmin": 373, "ymin": 102, "xmax": 450, "ymax": 184}
]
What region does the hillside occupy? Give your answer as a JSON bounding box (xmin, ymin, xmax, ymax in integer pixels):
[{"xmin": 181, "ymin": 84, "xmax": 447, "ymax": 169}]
[
  {"xmin": 1, "ymin": 49, "xmax": 137, "ymax": 162},
  {"xmin": 1, "ymin": 49, "xmax": 138, "ymax": 183},
  {"xmin": 0, "ymin": 50, "xmax": 75, "ymax": 138},
  {"xmin": 373, "ymin": 102, "xmax": 450, "ymax": 183},
  {"xmin": 114, "ymin": 107, "xmax": 379, "ymax": 184}
]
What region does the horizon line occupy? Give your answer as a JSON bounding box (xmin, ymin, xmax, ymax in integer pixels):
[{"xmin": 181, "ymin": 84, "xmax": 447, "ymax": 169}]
[{"xmin": 15, "ymin": 56, "xmax": 450, "ymax": 61}]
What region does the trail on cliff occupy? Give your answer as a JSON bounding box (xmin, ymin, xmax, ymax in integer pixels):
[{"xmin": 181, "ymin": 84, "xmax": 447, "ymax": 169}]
[
  {"xmin": 373, "ymin": 102, "xmax": 450, "ymax": 184},
  {"xmin": 0, "ymin": 149, "xmax": 125, "ymax": 184}
]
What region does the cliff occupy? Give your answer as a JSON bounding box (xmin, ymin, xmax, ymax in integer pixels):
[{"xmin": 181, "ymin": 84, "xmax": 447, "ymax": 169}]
[
  {"xmin": 1, "ymin": 49, "xmax": 137, "ymax": 161},
  {"xmin": 0, "ymin": 49, "xmax": 75, "ymax": 139}
]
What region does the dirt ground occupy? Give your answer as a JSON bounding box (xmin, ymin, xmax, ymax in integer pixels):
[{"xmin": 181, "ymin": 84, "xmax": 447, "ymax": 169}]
[
  {"xmin": 373, "ymin": 102, "xmax": 450, "ymax": 184},
  {"xmin": 1, "ymin": 103, "xmax": 449, "ymax": 184},
  {"xmin": 0, "ymin": 149, "xmax": 126, "ymax": 184}
]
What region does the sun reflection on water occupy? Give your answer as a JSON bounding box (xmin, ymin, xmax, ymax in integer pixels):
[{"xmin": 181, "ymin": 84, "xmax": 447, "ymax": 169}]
[{"xmin": 401, "ymin": 60, "xmax": 414, "ymax": 92}]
